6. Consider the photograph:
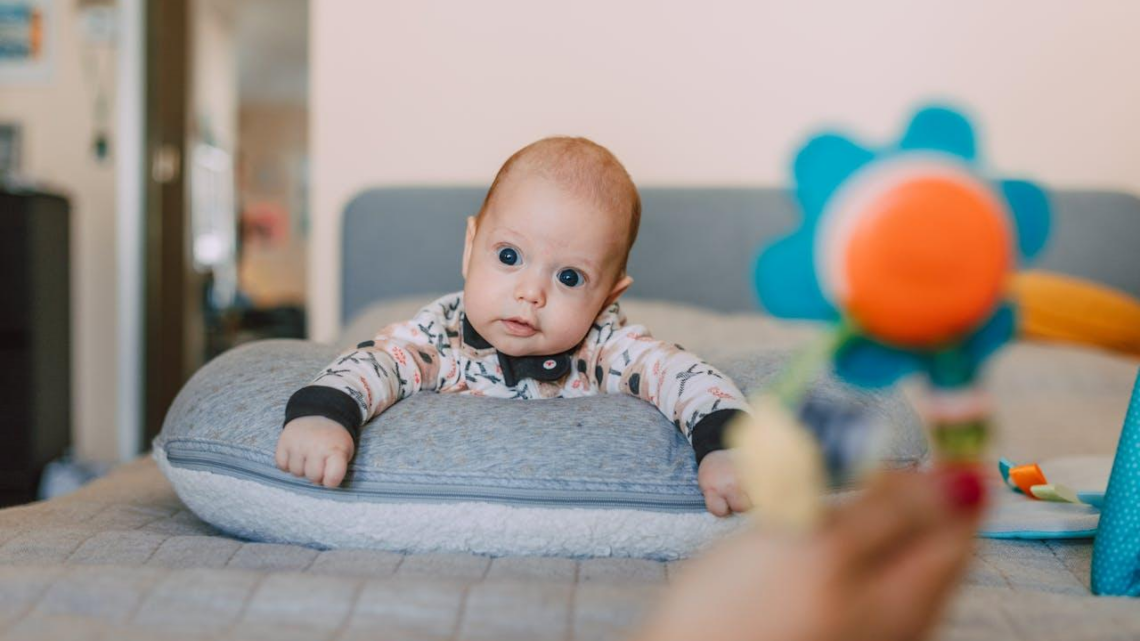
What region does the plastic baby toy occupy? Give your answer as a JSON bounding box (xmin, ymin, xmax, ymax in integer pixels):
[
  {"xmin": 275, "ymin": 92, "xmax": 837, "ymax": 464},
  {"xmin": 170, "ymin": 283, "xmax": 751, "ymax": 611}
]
[{"xmin": 731, "ymin": 105, "xmax": 1051, "ymax": 528}]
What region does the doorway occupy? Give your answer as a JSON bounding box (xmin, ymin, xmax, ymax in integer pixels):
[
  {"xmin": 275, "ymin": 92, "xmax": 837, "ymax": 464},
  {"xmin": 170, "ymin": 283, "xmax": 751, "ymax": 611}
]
[{"xmin": 143, "ymin": 0, "xmax": 309, "ymax": 444}]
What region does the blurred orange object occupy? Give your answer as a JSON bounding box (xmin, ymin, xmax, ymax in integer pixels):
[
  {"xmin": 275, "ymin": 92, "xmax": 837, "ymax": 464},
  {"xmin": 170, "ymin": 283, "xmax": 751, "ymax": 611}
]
[
  {"xmin": 840, "ymin": 176, "xmax": 1012, "ymax": 347},
  {"xmin": 1011, "ymin": 271, "xmax": 1140, "ymax": 357},
  {"xmin": 1008, "ymin": 463, "xmax": 1048, "ymax": 497}
]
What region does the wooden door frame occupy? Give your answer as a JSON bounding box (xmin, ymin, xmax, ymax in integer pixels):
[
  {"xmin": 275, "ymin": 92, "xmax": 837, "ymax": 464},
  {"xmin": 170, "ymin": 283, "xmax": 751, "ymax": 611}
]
[{"xmin": 143, "ymin": 0, "xmax": 192, "ymax": 444}]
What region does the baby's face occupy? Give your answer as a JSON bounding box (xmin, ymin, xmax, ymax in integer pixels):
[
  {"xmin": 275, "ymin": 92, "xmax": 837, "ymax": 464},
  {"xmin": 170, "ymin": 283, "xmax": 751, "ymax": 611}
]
[{"xmin": 462, "ymin": 177, "xmax": 633, "ymax": 357}]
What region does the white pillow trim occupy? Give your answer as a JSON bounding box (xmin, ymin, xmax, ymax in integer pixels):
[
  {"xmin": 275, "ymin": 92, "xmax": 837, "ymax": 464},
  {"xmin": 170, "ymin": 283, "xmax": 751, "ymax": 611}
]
[{"xmin": 154, "ymin": 447, "xmax": 744, "ymax": 560}]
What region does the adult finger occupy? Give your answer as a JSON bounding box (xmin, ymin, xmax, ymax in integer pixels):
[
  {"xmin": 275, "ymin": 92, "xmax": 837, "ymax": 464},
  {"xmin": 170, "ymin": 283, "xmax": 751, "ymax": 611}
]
[
  {"xmin": 827, "ymin": 470, "xmax": 969, "ymax": 577},
  {"xmin": 861, "ymin": 515, "xmax": 979, "ymax": 641}
]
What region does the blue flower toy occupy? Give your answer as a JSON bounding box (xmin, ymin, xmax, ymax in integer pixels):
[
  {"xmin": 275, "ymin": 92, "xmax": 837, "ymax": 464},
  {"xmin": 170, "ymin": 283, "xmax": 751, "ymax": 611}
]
[{"xmin": 730, "ymin": 105, "xmax": 1051, "ymax": 527}]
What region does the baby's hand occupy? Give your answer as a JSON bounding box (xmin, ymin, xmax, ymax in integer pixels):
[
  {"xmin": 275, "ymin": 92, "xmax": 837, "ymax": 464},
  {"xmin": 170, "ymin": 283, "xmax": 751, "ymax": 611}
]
[
  {"xmin": 698, "ymin": 449, "xmax": 752, "ymax": 517},
  {"xmin": 276, "ymin": 416, "xmax": 355, "ymax": 488}
]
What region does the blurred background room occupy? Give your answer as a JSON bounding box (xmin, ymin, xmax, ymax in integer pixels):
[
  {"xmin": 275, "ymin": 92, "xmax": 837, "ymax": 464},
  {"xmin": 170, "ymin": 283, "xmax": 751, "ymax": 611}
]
[{"xmin": 0, "ymin": 0, "xmax": 1138, "ymax": 504}]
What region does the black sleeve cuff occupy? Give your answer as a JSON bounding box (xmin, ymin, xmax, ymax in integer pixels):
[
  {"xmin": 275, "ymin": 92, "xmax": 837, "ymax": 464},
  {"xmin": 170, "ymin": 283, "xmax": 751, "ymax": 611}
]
[
  {"xmin": 284, "ymin": 386, "xmax": 364, "ymax": 441},
  {"xmin": 691, "ymin": 409, "xmax": 746, "ymax": 465}
]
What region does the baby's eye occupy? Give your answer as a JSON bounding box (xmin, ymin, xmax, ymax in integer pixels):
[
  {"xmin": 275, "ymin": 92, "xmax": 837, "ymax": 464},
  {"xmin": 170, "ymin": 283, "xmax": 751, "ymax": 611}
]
[
  {"xmin": 557, "ymin": 268, "xmax": 583, "ymax": 288},
  {"xmin": 498, "ymin": 247, "xmax": 519, "ymax": 266}
]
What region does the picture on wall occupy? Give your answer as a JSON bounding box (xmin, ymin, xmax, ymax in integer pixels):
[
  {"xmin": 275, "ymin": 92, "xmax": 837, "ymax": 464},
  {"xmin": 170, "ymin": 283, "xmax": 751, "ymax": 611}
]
[{"xmin": 0, "ymin": 0, "xmax": 53, "ymax": 83}]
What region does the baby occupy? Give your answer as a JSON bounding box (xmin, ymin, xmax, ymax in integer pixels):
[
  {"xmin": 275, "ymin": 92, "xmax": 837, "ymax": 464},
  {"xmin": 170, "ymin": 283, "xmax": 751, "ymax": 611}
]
[{"xmin": 277, "ymin": 137, "xmax": 753, "ymax": 516}]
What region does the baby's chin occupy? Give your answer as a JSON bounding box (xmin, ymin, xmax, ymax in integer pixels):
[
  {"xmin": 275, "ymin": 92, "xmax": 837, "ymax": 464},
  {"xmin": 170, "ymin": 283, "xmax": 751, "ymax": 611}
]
[
  {"xmin": 487, "ymin": 329, "xmax": 579, "ymax": 357},
  {"xmin": 491, "ymin": 335, "xmax": 566, "ymax": 357}
]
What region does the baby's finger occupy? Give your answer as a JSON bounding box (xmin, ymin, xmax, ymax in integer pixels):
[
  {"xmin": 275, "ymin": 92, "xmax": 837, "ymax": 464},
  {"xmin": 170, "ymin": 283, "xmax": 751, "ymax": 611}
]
[
  {"xmin": 704, "ymin": 491, "xmax": 730, "ymax": 517},
  {"xmin": 322, "ymin": 453, "xmax": 348, "ymax": 488},
  {"xmin": 727, "ymin": 488, "xmax": 752, "ymax": 514},
  {"xmin": 287, "ymin": 451, "xmax": 306, "ymax": 477},
  {"xmin": 304, "ymin": 454, "xmax": 325, "ymax": 484},
  {"xmin": 274, "ymin": 443, "xmax": 288, "ymax": 471}
]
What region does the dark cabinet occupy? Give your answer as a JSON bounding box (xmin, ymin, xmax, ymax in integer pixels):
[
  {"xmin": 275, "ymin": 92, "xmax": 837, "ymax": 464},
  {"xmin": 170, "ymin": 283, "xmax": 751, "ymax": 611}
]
[{"xmin": 0, "ymin": 188, "xmax": 71, "ymax": 506}]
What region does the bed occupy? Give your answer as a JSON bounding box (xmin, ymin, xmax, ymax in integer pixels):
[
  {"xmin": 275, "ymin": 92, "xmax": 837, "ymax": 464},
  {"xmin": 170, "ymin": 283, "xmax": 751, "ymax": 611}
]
[{"xmin": 1, "ymin": 187, "xmax": 1138, "ymax": 640}]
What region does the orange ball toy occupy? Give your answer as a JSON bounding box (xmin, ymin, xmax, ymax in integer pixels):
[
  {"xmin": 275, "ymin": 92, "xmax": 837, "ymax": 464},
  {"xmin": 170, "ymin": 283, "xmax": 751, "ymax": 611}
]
[{"xmin": 832, "ymin": 174, "xmax": 1013, "ymax": 347}]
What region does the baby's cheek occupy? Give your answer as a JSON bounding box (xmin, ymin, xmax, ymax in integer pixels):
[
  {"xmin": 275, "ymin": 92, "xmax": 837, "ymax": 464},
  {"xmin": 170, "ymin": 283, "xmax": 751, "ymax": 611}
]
[
  {"xmin": 546, "ymin": 309, "xmax": 596, "ymax": 352},
  {"xmin": 463, "ymin": 283, "xmax": 496, "ymax": 325}
]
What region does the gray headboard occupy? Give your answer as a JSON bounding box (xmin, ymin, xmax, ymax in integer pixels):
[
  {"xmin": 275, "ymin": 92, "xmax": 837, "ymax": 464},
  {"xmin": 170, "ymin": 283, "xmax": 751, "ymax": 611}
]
[{"xmin": 342, "ymin": 187, "xmax": 1140, "ymax": 325}]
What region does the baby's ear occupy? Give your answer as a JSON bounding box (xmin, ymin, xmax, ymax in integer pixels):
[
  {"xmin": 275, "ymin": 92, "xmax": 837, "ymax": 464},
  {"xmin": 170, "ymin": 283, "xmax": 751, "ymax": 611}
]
[
  {"xmin": 604, "ymin": 274, "xmax": 634, "ymax": 308},
  {"xmin": 461, "ymin": 216, "xmax": 477, "ymax": 279}
]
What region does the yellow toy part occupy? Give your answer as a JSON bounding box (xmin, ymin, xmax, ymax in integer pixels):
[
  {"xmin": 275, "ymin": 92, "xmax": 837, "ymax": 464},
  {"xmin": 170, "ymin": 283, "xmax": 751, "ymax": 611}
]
[
  {"xmin": 727, "ymin": 396, "xmax": 827, "ymax": 530},
  {"xmin": 1011, "ymin": 271, "xmax": 1140, "ymax": 357}
]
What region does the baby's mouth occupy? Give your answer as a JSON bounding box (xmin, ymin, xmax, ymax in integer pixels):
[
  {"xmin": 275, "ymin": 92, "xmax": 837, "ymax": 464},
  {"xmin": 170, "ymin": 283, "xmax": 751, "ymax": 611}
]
[{"xmin": 500, "ymin": 317, "xmax": 538, "ymax": 337}]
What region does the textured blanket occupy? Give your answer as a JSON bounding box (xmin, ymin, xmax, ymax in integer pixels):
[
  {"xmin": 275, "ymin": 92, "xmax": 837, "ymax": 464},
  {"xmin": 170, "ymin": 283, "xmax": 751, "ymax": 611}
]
[
  {"xmin": 2, "ymin": 299, "xmax": 1138, "ymax": 639},
  {"xmin": 0, "ymin": 457, "xmax": 1138, "ymax": 640}
]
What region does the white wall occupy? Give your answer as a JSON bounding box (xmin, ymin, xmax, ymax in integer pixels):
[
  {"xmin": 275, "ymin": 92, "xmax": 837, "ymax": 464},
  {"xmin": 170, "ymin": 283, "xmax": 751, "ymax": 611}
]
[
  {"xmin": 311, "ymin": 0, "xmax": 1140, "ymax": 342},
  {"xmin": 116, "ymin": 0, "xmax": 144, "ymax": 462},
  {"xmin": 0, "ymin": 0, "xmax": 120, "ymax": 462}
]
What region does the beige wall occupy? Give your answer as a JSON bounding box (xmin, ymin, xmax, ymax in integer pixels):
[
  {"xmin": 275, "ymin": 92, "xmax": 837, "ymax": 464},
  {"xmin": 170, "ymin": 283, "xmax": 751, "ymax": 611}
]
[
  {"xmin": 311, "ymin": 1, "xmax": 1140, "ymax": 342},
  {"xmin": 0, "ymin": 0, "xmax": 119, "ymax": 461}
]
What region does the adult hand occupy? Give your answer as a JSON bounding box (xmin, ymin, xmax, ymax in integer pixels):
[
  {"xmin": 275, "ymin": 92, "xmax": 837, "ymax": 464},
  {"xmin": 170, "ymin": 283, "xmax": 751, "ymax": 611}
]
[{"xmin": 633, "ymin": 467, "xmax": 984, "ymax": 641}]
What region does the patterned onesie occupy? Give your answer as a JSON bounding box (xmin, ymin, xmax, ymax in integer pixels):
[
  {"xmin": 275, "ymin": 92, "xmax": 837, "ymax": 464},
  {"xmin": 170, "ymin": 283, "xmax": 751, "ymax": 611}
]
[{"xmin": 285, "ymin": 292, "xmax": 750, "ymax": 463}]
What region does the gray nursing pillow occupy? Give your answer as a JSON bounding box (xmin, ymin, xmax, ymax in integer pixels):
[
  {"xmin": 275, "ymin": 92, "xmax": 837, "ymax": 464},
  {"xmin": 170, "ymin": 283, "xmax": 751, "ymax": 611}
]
[{"xmin": 154, "ymin": 339, "xmax": 926, "ymax": 559}]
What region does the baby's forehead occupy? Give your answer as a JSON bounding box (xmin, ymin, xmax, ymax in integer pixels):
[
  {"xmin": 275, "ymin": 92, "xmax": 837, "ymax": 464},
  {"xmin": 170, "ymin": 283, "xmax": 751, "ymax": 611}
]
[
  {"xmin": 491, "ymin": 199, "xmax": 625, "ymax": 245},
  {"xmin": 493, "ymin": 177, "xmax": 629, "ymax": 235},
  {"xmin": 495, "ymin": 168, "xmax": 633, "ymax": 228}
]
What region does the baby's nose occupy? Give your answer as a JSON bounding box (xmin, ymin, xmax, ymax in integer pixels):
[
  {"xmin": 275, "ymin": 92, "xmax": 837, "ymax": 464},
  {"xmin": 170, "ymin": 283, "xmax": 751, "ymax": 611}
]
[{"xmin": 515, "ymin": 276, "xmax": 546, "ymax": 307}]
